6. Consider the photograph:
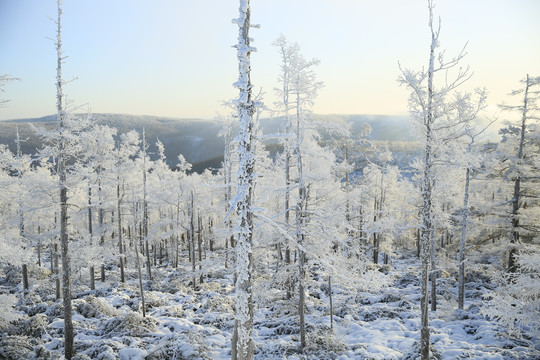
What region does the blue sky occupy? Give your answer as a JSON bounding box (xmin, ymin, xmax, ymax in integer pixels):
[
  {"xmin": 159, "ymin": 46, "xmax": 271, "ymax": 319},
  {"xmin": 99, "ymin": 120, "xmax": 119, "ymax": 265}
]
[{"xmin": 0, "ymin": 0, "xmax": 539, "ymax": 121}]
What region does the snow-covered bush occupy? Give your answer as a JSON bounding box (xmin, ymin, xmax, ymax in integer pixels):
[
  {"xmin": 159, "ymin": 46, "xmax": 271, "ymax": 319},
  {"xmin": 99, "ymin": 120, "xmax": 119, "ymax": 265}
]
[
  {"xmin": 306, "ymin": 325, "xmax": 345, "ymax": 354},
  {"xmin": 0, "ymin": 334, "xmax": 35, "ymax": 360},
  {"xmin": 101, "ymin": 312, "xmax": 157, "ymax": 337},
  {"xmin": 198, "ymin": 289, "xmax": 234, "ymax": 314},
  {"xmin": 75, "ymin": 295, "xmax": 119, "ymax": 318},
  {"xmin": 17, "ymin": 264, "xmax": 51, "ymax": 283},
  {"xmin": 9, "ymin": 313, "xmax": 48, "ymax": 338},
  {"xmin": 0, "ymin": 294, "xmax": 23, "ymax": 330},
  {"xmin": 155, "ymin": 331, "xmax": 210, "ymax": 360},
  {"xmin": 143, "ymin": 291, "xmax": 169, "ymax": 310},
  {"xmin": 481, "ymin": 246, "xmax": 540, "ymax": 339}
]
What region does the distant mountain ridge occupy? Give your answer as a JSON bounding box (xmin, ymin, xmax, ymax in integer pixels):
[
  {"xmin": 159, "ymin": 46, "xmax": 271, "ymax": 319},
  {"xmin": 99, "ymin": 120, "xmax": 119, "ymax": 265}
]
[{"xmin": 0, "ymin": 113, "xmax": 417, "ymax": 172}]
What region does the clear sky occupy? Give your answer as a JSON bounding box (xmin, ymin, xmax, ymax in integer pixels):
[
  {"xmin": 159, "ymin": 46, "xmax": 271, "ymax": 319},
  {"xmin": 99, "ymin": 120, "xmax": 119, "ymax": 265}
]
[{"xmin": 0, "ymin": 0, "xmax": 539, "ymax": 121}]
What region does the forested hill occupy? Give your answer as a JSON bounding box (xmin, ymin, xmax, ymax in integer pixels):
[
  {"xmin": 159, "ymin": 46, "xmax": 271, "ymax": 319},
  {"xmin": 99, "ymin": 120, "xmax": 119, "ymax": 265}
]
[{"xmin": 0, "ymin": 113, "xmax": 417, "ymax": 172}]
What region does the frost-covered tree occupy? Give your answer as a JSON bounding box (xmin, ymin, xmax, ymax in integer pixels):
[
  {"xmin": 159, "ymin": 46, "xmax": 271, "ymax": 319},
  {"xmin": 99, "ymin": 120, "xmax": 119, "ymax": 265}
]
[
  {"xmin": 54, "ymin": 1, "xmax": 74, "ymax": 357},
  {"xmin": 77, "ymin": 123, "xmax": 118, "ymax": 269},
  {"xmin": 361, "ymin": 156, "xmax": 412, "ymax": 265},
  {"xmin": 288, "ymin": 41, "xmax": 324, "ymax": 353},
  {"xmin": 217, "ymin": 114, "xmax": 237, "ymax": 268},
  {"xmin": 481, "ymin": 246, "xmax": 540, "ymax": 339},
  {"xmin": 0, "ymin": 144, "xmax": 33, "ymax": 268},
  {"xmin": 139, "ymin": 128, "xmax": 152, "ymax": 280},
  {"xmin": 398, "ymin": 0, "xmax": 482, "ymax": 357},
  {"xmin": 498, "ymin": 75, "xmax": 540, "ymax": 272},
  {"xmin": 273, "ymin": 35, "xmax": 298, "ymax": 294},
  {"xmin": 231, "ymin": 0, "xmax": 258, "ymax": 358},
  {"xmin": 449, "ymin": 92, "xmax": 491, "ymax": 310}
]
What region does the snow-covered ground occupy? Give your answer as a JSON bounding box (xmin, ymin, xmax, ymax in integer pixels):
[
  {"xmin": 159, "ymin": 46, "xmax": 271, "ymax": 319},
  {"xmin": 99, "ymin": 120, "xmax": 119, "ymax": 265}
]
[{"xmin": 1, "ymin": 252, "xmax": 539, "ymax": 359}]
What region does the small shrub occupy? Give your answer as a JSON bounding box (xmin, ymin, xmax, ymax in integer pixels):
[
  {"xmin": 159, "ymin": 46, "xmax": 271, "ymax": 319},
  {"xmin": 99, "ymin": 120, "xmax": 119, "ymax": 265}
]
[
  {"xmin": 144, "ymin": 291, "xmax": 168, "ymax": 309},
  {"xmin": 0, "ymin": 294, "xmax": 23, "ymax": 330},
  {"xmin": 30, "ymin": 265, "xmax": 52, "ymax": 281},
  {"xmin": 75, "ymin": 295, "xmax": 121, "ymax": 319},
  {"xmin": 34, "ymin": 344, "xmax": 53, "ymax": 360},
  {"xmin": 0, "ymin": 335, "xmax": 35, "ymax": 360},
  {"xmin": 306, "ymin": 325, "xmax": 346, "ymax": 356},
  {"xmin": 101, "ymin": 312, "xmax": 157, "ymax": 337}
]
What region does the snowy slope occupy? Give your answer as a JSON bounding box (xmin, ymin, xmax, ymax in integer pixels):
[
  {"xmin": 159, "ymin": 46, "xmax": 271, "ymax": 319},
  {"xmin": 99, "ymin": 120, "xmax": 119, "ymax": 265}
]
[{"xmin": 1, "ymin": 249, "xmax": 538, "ymax": 359}]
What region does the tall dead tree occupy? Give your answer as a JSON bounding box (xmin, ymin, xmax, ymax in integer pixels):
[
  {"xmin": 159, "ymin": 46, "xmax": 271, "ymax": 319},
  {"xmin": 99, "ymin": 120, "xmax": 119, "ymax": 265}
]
[
  {"xmin": 189, "ymin": 190, "xmax": 197, "ymax": 290},
  {"xmin": 291, "ymin": 47, "xmax": 322, "ymax": 354},
  {"xmin": 274, "ymin": 35, "xmax": 322, "ymax": 353},
  {"xmin": 398, "ymin": 1, "xmax": 474, "ymax": 357},
  {"xmin": 117, "ymin": 145, "xmax": 125, "ymax": 282},
  {"xmin": 141, "ymin": 129, "xmax": 152, "ymax": 281},
  {"xmin": 231, "ymin": 0, "xmax": 257, "ymax": 358},
  {"xmin": 54, "ymin": 1, "xmax": 74, "ymax": 358}
]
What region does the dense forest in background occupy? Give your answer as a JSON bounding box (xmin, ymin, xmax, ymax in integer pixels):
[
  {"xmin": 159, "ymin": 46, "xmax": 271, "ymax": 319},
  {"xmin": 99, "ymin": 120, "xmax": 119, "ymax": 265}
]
[
  {"xmin": 0, "ymin": 0, "xmax": 539, "ymax": 359},
  {"xmin": 0, "ymin": 113, "xmax": 418, "ymax": 173}
]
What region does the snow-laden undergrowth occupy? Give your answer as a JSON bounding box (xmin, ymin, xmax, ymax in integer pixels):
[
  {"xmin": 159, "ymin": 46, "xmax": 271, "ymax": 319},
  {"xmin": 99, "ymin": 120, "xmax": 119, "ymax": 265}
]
[{"xmin": 1, "ymin": 250, "xmax": 539, "ymax": 359}]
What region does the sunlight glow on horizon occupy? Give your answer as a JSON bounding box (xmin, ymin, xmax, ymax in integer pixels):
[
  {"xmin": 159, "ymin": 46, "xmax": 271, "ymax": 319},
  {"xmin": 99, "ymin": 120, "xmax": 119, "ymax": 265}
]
[{"xmin": 0, "ymin": 0, "xmax": 539, "ymax": 121}]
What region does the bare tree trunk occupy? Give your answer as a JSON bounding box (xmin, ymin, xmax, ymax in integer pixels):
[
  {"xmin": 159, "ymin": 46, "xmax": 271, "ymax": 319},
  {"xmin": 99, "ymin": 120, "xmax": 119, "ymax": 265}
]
[
  {"xmin": 90, "ymin": 266, "xmax": 95, "ymax": 290},
  {"xmin": 22, "ymin": 264, "xmax": 29, "ymax": 291},
  {"xmin": 373, "ymin": 233, "xmax": 379, "ymax": 264},
  {"xmin": 189, "ymin": 191, "xmax": 197, "ymax": 290},
  {"xmin": 37, "ymin": 226, "xmax": 42, "ymax": 267},
  {"xmin": 54, "ymin": 243, "xmax": 61, "ymax": 300},
  {"xmin": 198, "ymin": 214, "xmax": 204, "ymax": 285},
  {"xmin": 175, "ymin": 234, "xmax": 179, "ymax": 268},
  {"xmin": 209, "ymin": 217, "xmax": 214, "ymax": 252},
  {"xmin": 117, "ymin": 171, "xmax": 125, "ymax": 282},
  {"xmin": 97, "ymin": 175, "xmax": 104, "ymax": 244},
  {"xmin": 132, "ymin": 203, "xmax": 146, "ymax": 318},
  {"xmin": 458, "ymin": 168, "xmax": 470, "ymax": 309},
  {"xmin": 329, "ymin": 275, "xmax": 333, "ymax": 330},
  {"xmin": 430, "ymin": 227, "xmax": 437, "ymax": 312},
  {"xmin": 145, "ymin": 240, "xmax": 152, "ymax": 280},
  {"xmin": 416, "ymin": 228, "xmax": 421, "ymax": 258}
]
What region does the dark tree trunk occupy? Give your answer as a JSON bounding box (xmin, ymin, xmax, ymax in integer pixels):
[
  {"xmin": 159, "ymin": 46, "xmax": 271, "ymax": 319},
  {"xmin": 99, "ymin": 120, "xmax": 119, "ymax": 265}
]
[
  {"xmin": 22, "ymin": 264, "xmax": 29, "ymax": 291},
  {"xmin": 90, "ymin": 266, "xmax": 95, "ymax": 290}
]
